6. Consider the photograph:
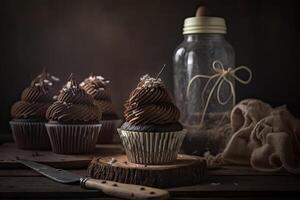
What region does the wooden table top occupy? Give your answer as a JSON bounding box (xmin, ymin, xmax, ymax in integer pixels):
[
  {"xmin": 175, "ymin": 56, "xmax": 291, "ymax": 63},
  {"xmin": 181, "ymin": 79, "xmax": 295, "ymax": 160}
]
[
  {"xmin": 1, "ymin": 166, "xmax": 300, "ymax": 199},
  {"xmin": 0, "ymin": 135, "xmax": 299, "ymax": 199}
]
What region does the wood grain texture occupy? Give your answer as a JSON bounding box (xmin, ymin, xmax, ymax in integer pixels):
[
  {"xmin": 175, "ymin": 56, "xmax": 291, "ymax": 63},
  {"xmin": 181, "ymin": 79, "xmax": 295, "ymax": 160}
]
[
  {"xmin": 0, "ymin": 169, "xmax": 86, "ymax": 177},
  {"xmin": 0, "ymin": 166, "xmax": 289, "ymax": 178},
  {"xmin": 88, "ymin": 154, "xmax": 206, "ymax": 188},
  {"xmin": 0, "ymin": 143, "xmax": 124, "ymax": 169},
  {"xmin": 1, "ymin": 174, "xmax": 300, "ymax": 199}
]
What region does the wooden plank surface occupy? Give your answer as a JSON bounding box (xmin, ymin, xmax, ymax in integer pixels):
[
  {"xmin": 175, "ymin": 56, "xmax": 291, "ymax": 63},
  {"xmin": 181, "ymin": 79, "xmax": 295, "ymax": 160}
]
[
  {"xmin": 1, "ymin": 174, "xmax": 299, "ymax": 199},
  {"xmin": 208, "ymin": 166, "xmax": 289, "ymax": 176},
  {"xmin": 0, "ymin": 166, "xmax": 289, "ymax": 177},
  {"xmin": 0, "ymin": 165, "xmax": 299, "ymax": 199},
  {"xmin": 0, "ymin": 141, "xmax": 299, "ymax": 199},
  {"xmin": 0, "ymin": 143, "xmax": 124, "ymax": 169},
  {"xmin": 0, "ymin": 169, "xmax": 87, "ymax": 177}
]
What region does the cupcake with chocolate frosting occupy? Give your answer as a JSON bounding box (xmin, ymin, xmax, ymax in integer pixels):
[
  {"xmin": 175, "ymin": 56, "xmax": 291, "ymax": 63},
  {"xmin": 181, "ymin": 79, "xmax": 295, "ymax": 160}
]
[
  {"xmin": 80, "ymin": 75, "xmax": 121, "ymax": 144},
  {"xmin": 45, "ymin": 75, "xmax": 102, "ymax": 154},
  {"xmin": 119, "ymin": 74, "xmax": 186, "ymax": 164},
  {"xmin": 10, "ymin": 70, "xmax": 59, "ymax": 150}
]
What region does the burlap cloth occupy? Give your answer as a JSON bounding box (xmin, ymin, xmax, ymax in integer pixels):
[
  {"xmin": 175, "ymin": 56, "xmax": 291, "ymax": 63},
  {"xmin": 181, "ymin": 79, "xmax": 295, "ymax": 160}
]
[{"xmin": 207, "ymin": 99, "xmax": 300, "ymax": 174}]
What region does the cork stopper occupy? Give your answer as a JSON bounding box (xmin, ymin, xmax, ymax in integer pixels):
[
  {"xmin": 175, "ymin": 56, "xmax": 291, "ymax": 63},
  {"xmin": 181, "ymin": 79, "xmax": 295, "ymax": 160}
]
[{"xmin": 195, "ymin": 6, "xmax": 207, "ymax": 17}]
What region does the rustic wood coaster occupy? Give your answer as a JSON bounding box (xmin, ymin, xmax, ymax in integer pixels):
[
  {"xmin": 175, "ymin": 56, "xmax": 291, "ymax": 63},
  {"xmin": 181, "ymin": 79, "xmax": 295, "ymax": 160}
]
[{"xmin": 87, "ymin": 154, "xmax": 206, "ymax": 188}]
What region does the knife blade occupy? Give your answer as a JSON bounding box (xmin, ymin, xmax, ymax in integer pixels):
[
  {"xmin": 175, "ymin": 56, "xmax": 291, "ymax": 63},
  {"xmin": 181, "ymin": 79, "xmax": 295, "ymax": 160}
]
[
  {"xmin": 17, "ymin": 159, "xmax": 81, "ymax": 184},
  {"xmin": 17, "ymin": 159, "xmax": 170, "ymax": 200}
]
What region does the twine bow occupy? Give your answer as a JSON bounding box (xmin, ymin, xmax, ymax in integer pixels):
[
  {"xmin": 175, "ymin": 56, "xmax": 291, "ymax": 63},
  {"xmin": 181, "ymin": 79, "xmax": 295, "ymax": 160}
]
[{"xmin": 186, "ymin": 60, "xmax": 252, "ymax": 127}]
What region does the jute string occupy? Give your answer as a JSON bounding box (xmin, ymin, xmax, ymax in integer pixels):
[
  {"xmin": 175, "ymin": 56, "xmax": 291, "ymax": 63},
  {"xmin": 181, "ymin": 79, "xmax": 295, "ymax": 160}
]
[{"xmin": 186, "ymin": 60, "xmax": 252, "ymax": 127}]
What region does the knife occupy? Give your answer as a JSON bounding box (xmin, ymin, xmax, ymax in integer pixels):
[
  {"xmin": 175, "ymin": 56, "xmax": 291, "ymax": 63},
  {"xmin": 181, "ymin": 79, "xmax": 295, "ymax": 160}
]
[{"xmin": 17, "ymin": 159, "xmax": 169, "ymax": 200}]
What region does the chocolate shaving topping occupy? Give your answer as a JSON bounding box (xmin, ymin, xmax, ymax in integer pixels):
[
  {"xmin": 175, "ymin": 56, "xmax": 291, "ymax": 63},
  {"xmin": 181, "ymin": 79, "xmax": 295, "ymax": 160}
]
[
  {"xmin": 46, "ymin": 75, "xmax": 101, "ymax": 123},
  {"xmin": 80, "ymin": 74, "xmax": 117, "ymax": 115},
  {"xmin": 11, "ymin": 70, "xmax": 58, "ymax": 119},
  {"xmin": 124, "ymin": 74, "xmax": 180, "ymax": 125}
]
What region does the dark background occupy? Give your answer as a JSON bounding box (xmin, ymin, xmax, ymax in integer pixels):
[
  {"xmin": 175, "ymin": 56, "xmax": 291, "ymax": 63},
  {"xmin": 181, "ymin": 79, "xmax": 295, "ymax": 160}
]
[{"xmin": 0, "ymin": 0, "xmax": 299, "ymax": 135}]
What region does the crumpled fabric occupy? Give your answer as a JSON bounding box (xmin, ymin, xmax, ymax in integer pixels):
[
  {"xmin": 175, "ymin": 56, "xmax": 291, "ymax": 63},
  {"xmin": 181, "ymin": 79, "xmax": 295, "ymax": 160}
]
[{"xmin": 220, "ymin": 99, "xmax": 300, "ymax": 174}]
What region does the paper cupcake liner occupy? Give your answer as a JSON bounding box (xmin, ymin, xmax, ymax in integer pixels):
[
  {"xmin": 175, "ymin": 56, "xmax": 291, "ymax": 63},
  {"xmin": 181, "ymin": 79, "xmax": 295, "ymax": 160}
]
[
  {"xmin": 97, "ymin": 119, "xmax": 122, "ymax": 144},
  {"xmin": 45, "ymin": 123, "xmax": 102, "ymax": 154},
  {"xmin": 118, "ymin": 129, "xmax": 187, "ymax": 164},
  {"xmin": 9, "ymin": 121, "xmax": 51, "ymax": 150}
]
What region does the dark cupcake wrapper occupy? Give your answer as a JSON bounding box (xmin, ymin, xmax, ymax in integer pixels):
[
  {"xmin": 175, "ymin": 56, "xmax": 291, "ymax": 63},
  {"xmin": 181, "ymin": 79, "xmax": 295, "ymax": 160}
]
[
  {"xmin": 45, "ymin": 123, "xmax": 102, "ymax": 154},
  {"xmin": 118, "ymin": 129, "xmax": 187, "ymax": 164},
  {"xmin": 9, "ymin": 121, "xmax": 51, "ymax": 150},
  {"xmin": 97, "ymin": 119, "xmax": 122, "ymax": 144}
]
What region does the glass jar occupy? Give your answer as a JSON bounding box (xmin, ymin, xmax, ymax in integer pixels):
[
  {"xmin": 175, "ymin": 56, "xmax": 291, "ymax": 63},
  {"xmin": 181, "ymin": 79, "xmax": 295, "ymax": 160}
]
[{"xmin": 173, "ymin": 16, "xmax": 235, "ymax": 155}]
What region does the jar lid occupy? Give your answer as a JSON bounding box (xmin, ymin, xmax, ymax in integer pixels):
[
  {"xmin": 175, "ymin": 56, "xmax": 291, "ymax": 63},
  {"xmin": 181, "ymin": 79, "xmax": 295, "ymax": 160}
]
[{"xmin": 183, "ymin": 16, "xmax": 227, "ymax": 34}]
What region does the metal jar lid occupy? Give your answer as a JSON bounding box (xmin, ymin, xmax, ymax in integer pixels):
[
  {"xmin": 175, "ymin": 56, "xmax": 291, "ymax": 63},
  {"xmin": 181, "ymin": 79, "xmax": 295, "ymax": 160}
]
[{"xmin": 183, "ymin": 16, "xmax": 226, "ymax": 34}]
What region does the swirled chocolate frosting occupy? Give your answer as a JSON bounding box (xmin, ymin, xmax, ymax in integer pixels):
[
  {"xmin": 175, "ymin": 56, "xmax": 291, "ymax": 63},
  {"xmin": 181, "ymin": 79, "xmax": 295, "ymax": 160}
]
[
  {"xmin": 80, "ymin": 75, "xmax": 111, "ymax": 100},
  {"xmin": 124, "ymin": 75, "xmax": 180, "ymax": 126},
  {"xmin": 46, "ymin": 76, "xmax": 101, "ymax": 124},
  {"xmin": 80, "ymin": 75, "xmax": 118, "ymax": 119},
  {"xmin": 11, "ymin": 70, "xmax": 58, "ymax": 120}
]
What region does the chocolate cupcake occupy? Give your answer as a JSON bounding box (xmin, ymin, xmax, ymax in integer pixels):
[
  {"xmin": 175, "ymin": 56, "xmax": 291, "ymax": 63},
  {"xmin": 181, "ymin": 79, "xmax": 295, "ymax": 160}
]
[
  {"xmin": 80, "ymin": 75, "xmax": 121, "ymax": 144},
  {"xmin": 10, "ymin": 70, "xmax": 59, "ymax": 150},
  {"xmin": 118, "ymin": 74, "xmax": 186, "ymax": 164},
  {"xmin": 45, "ymin": 75, "xmax": 102, "ymax": 154}
]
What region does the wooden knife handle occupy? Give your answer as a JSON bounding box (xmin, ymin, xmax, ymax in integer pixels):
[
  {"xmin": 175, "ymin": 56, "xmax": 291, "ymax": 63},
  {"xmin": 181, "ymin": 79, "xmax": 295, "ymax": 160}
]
[{"xmin": 80, "ymin": 177, "xmax": 169, "ymax": 200}]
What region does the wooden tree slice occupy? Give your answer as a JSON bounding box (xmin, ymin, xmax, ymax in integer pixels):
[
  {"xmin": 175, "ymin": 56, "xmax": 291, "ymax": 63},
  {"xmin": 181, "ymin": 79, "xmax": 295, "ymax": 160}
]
[{"xmin": 87, "ymin": 154, "xmax": 206, "ymax": 188}]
